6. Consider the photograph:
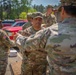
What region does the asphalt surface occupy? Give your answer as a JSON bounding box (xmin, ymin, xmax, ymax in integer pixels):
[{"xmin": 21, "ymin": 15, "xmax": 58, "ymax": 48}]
[{"xmin": 5, "ymin": 49, "xmax": 22, "ymax": 75}]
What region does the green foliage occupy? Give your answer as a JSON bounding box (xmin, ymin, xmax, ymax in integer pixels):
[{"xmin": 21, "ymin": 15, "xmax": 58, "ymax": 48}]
[
  {"xmin": 33, "ymin": 4, "xmax": 45, "ymax": 13},
  {"xmin": 19, "ymin": 12, "xmax": 27, "ymax": 19},
  {"xmin": 28, "ymin": 8, "xmax": 37, "ymax": 13},
  {"xmin": 0, "ymin": 0, "xmax": 33, "ymax": 20},
  {"xmin": 3, "ymin": 12, "xmax": 7, "ymax": 19}
]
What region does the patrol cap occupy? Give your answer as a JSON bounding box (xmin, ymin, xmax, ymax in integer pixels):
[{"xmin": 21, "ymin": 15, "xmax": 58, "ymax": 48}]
[
  {"xmin": 46, "ymin": 5, "xmax": 53, "ymax": 9},
  {"xmin": 32, "ymin": 12, "xmax": 43, "ymax": 19},
  {"xmin": 27, "ymin": 13, "xmax": 33, "ymax": 18}
]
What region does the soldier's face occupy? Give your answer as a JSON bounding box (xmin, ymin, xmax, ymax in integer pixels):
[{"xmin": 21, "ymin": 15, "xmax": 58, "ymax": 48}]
[
  {"xmin": 29, "ymin": 18, "xmax": 33, "ymax": 23},
  {"xmin": 32, "ymin": 17, "xmax": 42, "ymax": 28},
  {"xmin": 47, "ymin": 8, "xmax": 53, "ymax": 14}
]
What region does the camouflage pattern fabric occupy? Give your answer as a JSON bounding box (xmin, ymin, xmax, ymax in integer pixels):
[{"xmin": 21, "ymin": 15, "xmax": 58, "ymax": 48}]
[
  {"xmin": 21, "ymin": 51, "xmax": 47, "ymax": 75},
  {"xmin": 0, "ymin": 29, "xmax": 14, "ymax": 75},
  {"xmin": 22, "ymin": 27, "xmax": 46, "ymax": 75},
  {"xmin": 16, "ymin": 26, "xmax": 44, "ymax": 53},
  {"xmin": 22, "ymin": 22, "xmax": 32, "ymax": 30},
  {"xmin": 46, "ymin": 17, "xmax": 76, "ymax": 75},
  {"xmin": 42, "ymin": 14, "xmax": 57, "ymax": 27},
  {"xmin": 22, "ymin": 26, "xmax": 44, "ymax": 36},
  {"xmin": 16, "ymin": 26, "xmax": 45, "ymax": 75},
  {"xmin": 21, "ymin": 30, "xmax": 49, "ymax": 75},
  {"xmin": 21, "ymin": 17, "xmax": 76, "ymax": 75}
]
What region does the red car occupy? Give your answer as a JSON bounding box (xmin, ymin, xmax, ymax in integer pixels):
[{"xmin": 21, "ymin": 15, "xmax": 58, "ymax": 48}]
[{"xmin": 3, "ymin": 21, "xmax": 27, "ymax": 40}]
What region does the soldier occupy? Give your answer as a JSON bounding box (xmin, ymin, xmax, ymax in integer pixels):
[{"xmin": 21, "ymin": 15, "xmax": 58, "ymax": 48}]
[
  {"xmin": 15, "ymin": 12, "xmax": 46, "ymax": 75},
  {"xmin": 0, "ymin": 29, "xmax": 15, "ymax": 75},
  {"xmin": 15, "ymin": 12, "xmax": 44, "ymax": 54},
  {"xmin": 18, "ymin": 12, "xmax": 44, "ymax": 37},
  {"xmin": 22, "ymin": 12, "xmax": 45, "ymax": 36},
  {"xmin": 15, "ymin": 0, "xmax": 76, "ymax": 75},
  {"xmin": 22, "ymin": 13, "xmax": 33, "ymax": 30},
  {"xmin": 16, "ymin": 12, "xmax": 44, "ymax": 38},
  {"xmin": 42, "ymin": 5, "xmax": 57, "ymax": 27}
]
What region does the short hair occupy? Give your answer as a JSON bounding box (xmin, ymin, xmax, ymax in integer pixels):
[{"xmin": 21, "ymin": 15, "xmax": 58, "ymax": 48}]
[
  {"xmin": 59, "ymin": 0, "xmax": 76, "ymax": 16},
  {"xmin": 63, "ymin": 5, "xmax": 76, "ymax": 16}
]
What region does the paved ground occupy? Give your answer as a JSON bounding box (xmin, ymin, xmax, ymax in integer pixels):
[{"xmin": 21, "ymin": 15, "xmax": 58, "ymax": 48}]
[
  {"xmin": 5, "ymin": 50, "xmax": 22, "ymax": 75},
  {"xmin": 5, "ymin": 64, "xmax": 12, "ymax": 75}
]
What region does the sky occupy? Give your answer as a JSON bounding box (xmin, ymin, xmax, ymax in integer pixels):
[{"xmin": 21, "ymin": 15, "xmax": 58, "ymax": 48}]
[{"xmin": 32, "ymin": 0, "xmax": 60, "ymax": 6}]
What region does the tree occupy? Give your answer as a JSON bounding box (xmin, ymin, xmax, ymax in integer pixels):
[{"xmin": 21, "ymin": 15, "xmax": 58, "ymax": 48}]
[
  {"xmin": 0, "ymin": 0, "xmax": 33, "ymax": 19},
  {"xmin": 20, "ymin": 0, "xmax": 33, "ymax": 12},
  {"xmin": 28, "ymin": 8, "xmax": 37, "ymax": 13},
  {"xmin": 33, "ymin": 4, "xmax": 45, "ymax": 13},
  {"xmin": 19, "ymin": 12, "xmax": 27, "ymax": 19}
]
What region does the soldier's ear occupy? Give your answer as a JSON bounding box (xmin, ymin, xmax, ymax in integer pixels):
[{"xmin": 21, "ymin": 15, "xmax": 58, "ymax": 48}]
[{"xmin": 61, "ymin": 7, "xmax": 65, "ymax": 15}]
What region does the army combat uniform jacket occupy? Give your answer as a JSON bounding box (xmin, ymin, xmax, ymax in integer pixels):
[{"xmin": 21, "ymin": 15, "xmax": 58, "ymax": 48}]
[
  {"xmin": 0, "ymin": 29, "xmax": 14, "ymax": 75},
  {"xmin": 22, "ymin": 22, "xmax": 32, "ymax": 30}
]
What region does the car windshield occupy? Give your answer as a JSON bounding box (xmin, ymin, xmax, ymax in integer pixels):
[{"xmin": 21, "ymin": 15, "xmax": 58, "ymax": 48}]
[
  {"xmin": 11, "ymin": 22, "xmax": 18, "ymax": 27},
  {"xmin": 11, "ymin": 22, "xmax": 26, "ymax": 27}
]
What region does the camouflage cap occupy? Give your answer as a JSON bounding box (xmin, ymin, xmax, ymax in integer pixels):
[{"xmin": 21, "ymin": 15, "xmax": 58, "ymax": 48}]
[
  {"xmin": 60, "ymin": 0, "xmax": 76, "ymax": 6},
  {"xmin": 27, "ymin": 13, "xmax": 33, "ymax": 18},
  {"xmin": 32, "ymin": 12, "xmax": 43, "ymax": 19}
]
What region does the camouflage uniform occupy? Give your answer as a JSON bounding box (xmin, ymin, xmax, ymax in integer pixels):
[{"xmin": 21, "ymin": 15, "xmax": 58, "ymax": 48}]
[
  {"xmin": 16, "ymin": 12, "xmax": 46, "ymax": 75},
  {"xmin": 0, "ymin": 29, "xmax": 14, "ymax": 75},
  {"xmin": 43, "ymin": 14, "xmax": 57, "ymax": 27},
  {"xmin": 22, "ymin": 13, "xmax": 33, "ymax": 30},
  {"xmin": 21, "ymin": 28, "xmax": 51, "ymax": 75},
  {"xmin": 46, "ymin": 17, "xmax": 76, "ymax": 75},
  {"xmin": 42, "ymin": 5, "xmax": 56, "ymax": 27},
  {"xmin": 16, "ymin": 26, "xmax": 46, "ymax": 75}
]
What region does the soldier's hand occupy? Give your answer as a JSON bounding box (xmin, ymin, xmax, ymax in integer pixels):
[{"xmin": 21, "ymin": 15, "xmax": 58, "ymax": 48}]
[
  {"xmin": 14, "ymin": 33, "xmax": 23, "ymax": 41},
  {"xmin": 13, "ymin": 33, "xmax": 19, "ymax": 41},
  {"xmin": 41, "ymin": 24, "xmax": 47, "ymax": 28}
]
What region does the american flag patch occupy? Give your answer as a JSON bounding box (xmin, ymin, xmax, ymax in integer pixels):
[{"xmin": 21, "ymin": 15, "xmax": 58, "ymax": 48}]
[{"xmin": 3, "ymin": 35, "xmax": 7, "ymax": 39}]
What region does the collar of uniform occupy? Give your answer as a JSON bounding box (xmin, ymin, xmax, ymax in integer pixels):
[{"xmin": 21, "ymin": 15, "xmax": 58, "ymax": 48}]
[{"xmin": 62, "ymin": 17, "xmax": 76, "ymax": 24}]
